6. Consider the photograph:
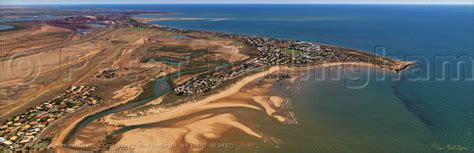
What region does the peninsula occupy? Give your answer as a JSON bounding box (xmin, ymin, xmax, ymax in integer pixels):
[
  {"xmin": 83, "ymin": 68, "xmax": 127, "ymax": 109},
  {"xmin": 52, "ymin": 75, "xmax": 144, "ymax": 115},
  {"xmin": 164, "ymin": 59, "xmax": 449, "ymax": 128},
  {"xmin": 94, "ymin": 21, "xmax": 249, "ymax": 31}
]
[{"xmin": 0, "ymin": 9, "xmax": 414, "ymax": 152}]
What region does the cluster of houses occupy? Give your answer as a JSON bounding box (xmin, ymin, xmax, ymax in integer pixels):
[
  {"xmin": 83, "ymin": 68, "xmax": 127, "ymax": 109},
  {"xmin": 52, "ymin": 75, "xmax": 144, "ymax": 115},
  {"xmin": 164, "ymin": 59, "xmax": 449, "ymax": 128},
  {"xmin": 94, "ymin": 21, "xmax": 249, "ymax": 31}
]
[
  {"xmin": 0, "ymin": 86, "xmax": 100, "ymax": 151},
  {"xmin": 173, "ymin": 59, "xmax": 262, "ymax": 96},
  {"xmin": 169, "ymin": 30, "xmax": 319, "ymax": 96},
  {"xmin": 316, "ymin": 47, "xmax": 369, "ymax": 62},
  {"xmin": 165, "ymin": 26, "xmax": 368, "ymax": 64},
  {"xmin": 222, "ymin": 58, "xmax": 265, "ymax": 78},
  {"xmin": 237, "ymin": 36, "xmax": 321, "ymax": 65},
  {"xmin": 174, "ymin": 74, "xmax": 224, "ymax": 96},
  {"xmin": 149, "ymin": 18, "xmax": 377, "ymax": 97},
  {"xmin": 169, "ymin": 27, "xmax": 374, "ymax": 96}
]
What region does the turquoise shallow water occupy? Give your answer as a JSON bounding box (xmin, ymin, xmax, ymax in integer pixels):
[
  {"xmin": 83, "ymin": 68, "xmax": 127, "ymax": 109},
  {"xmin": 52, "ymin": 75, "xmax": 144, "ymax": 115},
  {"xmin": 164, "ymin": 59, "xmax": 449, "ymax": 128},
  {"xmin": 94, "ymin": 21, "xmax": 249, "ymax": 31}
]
[
  {"xmin": 146, "ymin": 5, "xmax": 473, "ymax": 151},
  {"xmin": 267, "ymin": 68, "xmax": 435, "ymax": 153},
  {"xmin": 2, "ymin": 4, "xmax": 472, "ymax": 152},
  {"xmin": 0, "ymin": 25, "xmax": 14, "ymax": 31}
]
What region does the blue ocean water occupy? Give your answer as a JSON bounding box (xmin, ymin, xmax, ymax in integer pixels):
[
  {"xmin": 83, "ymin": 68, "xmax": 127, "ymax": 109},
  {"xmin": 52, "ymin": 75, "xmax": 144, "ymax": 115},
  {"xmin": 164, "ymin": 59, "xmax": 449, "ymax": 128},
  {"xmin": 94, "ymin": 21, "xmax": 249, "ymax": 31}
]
[
  {"xmin": 3, "ymin": 4, "xmax": 472, "ymax": 152},
  {"xmin": 61, "ymin": 4, "xmax": 472, "ymax": 151},
  {"xmin": 145, "ymin": 4, "xmax": 474, "ymax": 151}
]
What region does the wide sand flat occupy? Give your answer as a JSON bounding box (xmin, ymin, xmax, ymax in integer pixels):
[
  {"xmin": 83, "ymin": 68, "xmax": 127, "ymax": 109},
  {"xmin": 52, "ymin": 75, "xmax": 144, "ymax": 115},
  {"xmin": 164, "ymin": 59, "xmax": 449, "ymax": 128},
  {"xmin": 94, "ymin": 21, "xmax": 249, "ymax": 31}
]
[
  {"xmin": 106, "ymin": 61, "xmax": 405, "ymax": 152},
  {"xmin": 106, "ymin": 66, "xmax": 283, "ymax": 126},
  {"xmin": 107, "ymin": 66, "xmax": 293, "ymax": 152}
]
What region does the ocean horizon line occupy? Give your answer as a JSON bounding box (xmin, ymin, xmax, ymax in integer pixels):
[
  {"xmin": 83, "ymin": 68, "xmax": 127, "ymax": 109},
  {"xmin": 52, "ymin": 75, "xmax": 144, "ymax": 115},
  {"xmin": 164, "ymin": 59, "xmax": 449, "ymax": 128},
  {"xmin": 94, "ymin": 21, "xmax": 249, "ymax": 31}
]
[{"xmin": 2, "ymin": 3, "xmax": 473, "ymax": 6}]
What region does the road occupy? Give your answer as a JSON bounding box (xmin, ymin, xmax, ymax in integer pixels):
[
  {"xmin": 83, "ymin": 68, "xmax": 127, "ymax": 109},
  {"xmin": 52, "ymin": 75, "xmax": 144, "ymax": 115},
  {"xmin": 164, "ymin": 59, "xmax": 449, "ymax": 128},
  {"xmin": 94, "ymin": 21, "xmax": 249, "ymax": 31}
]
[{"xmin": 0, "ymin": 28, "xmax": 117, "ymax": 118}]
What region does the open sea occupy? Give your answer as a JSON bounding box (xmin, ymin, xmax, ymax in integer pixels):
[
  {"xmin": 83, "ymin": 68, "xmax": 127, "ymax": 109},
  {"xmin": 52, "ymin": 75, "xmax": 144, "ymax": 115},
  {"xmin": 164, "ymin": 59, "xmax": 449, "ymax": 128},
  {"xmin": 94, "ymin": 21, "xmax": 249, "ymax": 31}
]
[
  {"xmin": 3, "ymin": 4, "xmax": 473, "ymax": 152},
  {"xmin": 145, "ymin": 5, "xmax": 474, "ymax": 152}
]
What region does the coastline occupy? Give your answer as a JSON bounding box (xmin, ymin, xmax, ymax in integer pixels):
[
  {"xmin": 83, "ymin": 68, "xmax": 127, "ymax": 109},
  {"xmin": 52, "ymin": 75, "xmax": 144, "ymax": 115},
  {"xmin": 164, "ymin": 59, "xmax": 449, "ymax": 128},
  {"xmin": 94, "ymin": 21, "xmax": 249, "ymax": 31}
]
[
  {"xmin": 137, "ymin": 17, "xmax": 415, "ymax": 73},
  {"xmin": 52, "ymin": 82, "xmax": 147, "ymax": 151},
  {"xmin": 104, "ymin": 60, "xmax": 412, "ymax": 152},
  {"xmin": 0, "ymin": 5, "xmax": 471, "ymax": 153},
  {"xmin": 293, "ymin": 61, "xmax": 416, "ymax": 73},
  {"xmin": 136, "ymin": 17, "xmax": 227, "ymax": 23},
  {"xmin": 107, "ymin": 66, "xmax": 290, "ymax": 152},
  {"xmin": 53, "ymin": 17, "xmax": 416, "ymax": 151},
  {"xmin": 105, "ymin": 66, "xmax": 284, "ymax": 126},
  {"xmin": 105, "ymin": 60, "xmax": 412, "ymax": 127}
]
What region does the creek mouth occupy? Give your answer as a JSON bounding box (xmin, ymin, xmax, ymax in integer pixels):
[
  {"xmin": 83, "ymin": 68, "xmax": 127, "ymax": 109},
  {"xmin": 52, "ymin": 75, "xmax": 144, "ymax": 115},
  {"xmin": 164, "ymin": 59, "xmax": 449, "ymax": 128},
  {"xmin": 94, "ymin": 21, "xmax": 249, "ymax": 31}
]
[
  {"xmin": 63, "ymin": 76, "xmax": 172, "ymax": 145},
  {"xmin": 63, "ymin": 62, "xmax": 230, "ymax": 146}
]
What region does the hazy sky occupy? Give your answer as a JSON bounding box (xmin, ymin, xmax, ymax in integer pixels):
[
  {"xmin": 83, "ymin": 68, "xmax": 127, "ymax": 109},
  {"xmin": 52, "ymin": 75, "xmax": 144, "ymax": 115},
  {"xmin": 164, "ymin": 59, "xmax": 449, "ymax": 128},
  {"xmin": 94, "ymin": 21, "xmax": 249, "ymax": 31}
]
[{"xmin": 1, "ymin": 0, "xmax": 473, "ymax": 5}]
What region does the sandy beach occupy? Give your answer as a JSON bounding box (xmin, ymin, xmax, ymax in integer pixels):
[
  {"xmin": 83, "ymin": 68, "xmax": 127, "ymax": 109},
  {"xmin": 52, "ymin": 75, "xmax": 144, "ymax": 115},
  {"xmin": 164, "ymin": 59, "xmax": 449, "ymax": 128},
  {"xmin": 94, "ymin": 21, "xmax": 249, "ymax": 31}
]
[
  {"xmin": 105, "ymin": 66, "xmax": 283, "ymax": 125},
  {"xmin": 107, "ymin": 66, "xmax": 292, "ymax": 152},
  {"xmin": 104, "ymin": 61, "xmax": 414, "ymax": 152}
]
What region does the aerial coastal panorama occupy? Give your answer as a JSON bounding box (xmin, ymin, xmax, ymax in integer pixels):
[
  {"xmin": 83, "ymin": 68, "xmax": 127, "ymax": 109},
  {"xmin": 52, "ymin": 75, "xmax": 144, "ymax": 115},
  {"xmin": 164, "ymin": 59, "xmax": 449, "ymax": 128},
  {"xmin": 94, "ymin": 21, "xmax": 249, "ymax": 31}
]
[{"xmin": 0, "ymin": 1, "xmax": 473, "ymax": 153}]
